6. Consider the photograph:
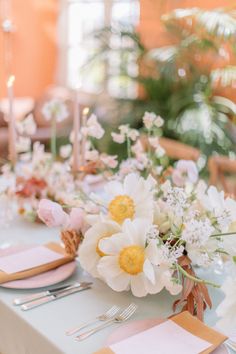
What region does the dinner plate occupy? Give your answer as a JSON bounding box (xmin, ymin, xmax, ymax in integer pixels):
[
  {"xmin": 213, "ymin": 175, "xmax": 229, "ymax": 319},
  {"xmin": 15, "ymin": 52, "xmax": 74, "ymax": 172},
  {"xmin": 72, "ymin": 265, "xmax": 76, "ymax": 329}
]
[
  {"xmin": 0, "ymin": 244, "xmax": 77, "ymax": 289},
  {"xmin": 106, "ymin": 318, "xmax": 227, "ymax": 354}
]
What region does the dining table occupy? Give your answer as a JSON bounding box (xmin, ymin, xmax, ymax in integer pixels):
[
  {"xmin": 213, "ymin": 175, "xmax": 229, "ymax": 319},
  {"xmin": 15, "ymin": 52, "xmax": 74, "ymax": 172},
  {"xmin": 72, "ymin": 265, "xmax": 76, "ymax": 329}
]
[{"xmin": 0, "ymin": 216, "xmax": 231, "ymax": 354}]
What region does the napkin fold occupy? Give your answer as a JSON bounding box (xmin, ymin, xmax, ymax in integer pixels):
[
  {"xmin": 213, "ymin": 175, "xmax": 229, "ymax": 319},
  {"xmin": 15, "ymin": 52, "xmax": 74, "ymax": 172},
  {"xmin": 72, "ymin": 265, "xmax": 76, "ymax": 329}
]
[
  {"xmin": 95, "ymin": 311, "xmax": 227, "ymax": 354},
  {"xmin": 0, "ymin": 242, "xmax": 75, "ymax": 284}
]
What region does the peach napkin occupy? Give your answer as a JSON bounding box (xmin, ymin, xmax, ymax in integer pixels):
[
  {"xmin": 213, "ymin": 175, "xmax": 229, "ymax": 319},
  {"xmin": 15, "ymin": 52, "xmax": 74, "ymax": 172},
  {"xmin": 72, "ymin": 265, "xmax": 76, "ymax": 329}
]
[
  {"xmin": 94, "ymin": 311, "xmax": 227, "ymax": 354},
  {"xmin": 0, "ymin": 242, "xmax": 74, "ymax": 284}
]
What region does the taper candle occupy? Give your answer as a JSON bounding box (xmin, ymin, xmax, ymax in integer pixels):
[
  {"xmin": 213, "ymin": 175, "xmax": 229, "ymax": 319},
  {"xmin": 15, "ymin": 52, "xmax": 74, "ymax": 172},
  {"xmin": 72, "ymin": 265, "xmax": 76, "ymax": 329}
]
[
  {"xmin": 72, "ymin": 89, "xmax": 81, "ymax": 172},
  {"xmin": 7, "ymin": 75, "xmax": 17, "ymax": 166},
  {"xmin": 81, "ymin": 107, "xmax": 89, "ymax": 166}
]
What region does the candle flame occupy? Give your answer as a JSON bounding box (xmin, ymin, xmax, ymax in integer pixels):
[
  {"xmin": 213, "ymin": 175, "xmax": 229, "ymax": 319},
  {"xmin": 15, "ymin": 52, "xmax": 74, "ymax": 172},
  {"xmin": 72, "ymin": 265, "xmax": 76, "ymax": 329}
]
[
  {"xmin": 7, "ymin": 75, "xmax": 15, "ymax": 88},
  {"xmin": 83, "ymin": 107, "xmax": 89, "ymax": 116}
]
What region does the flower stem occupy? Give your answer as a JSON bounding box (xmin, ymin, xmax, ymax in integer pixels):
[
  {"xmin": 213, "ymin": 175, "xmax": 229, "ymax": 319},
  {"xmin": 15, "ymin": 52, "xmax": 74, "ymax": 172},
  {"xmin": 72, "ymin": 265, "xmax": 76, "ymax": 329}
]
[
  {"xmin": 51, "ymin": 115, "xmax": 57, "ymax": 161},
  {"xmin": 127, "ymin": 137, "xmax": 131, "ymax": 159},
  {"xmin": 176, "ymin": 264, "xmax": 220, "ymax": 288},
  {"xmin": 210, "ymin": 232, "xmax": 236, "ymax": 238}
]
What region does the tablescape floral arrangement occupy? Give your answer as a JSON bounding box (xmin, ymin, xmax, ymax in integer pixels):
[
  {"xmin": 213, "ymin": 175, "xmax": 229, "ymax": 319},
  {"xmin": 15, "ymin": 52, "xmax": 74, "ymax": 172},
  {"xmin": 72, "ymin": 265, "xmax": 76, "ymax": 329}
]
[
  {"xmin": 37, "ymin": 168, "xmax": 236, "ymax": 321},
  {"xmin": 0, "ymin": 108, "xmax": 190, "ymax": 223},
  {"xmin": 0, "ymin": 100, "xmax": 119, "ymax": 222}
]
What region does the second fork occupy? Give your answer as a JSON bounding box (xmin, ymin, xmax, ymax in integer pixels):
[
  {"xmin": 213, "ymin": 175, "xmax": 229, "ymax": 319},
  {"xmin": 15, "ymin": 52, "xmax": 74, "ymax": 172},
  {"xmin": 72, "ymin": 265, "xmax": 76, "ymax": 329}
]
[{"xmin": 66, "ymin": 305, "xmax": 120, "ymax": 336}]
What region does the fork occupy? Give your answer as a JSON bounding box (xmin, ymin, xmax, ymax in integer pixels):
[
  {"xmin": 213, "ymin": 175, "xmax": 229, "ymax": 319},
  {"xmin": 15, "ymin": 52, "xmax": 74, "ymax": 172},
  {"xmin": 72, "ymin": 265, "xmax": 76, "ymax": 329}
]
[
  {"xmin": 66, "ymin": 305, "xmax": 121, "ymax": 336},
  {"xmin": 75, "ymin": 303, "xmax": 138, "ymax": 341}
]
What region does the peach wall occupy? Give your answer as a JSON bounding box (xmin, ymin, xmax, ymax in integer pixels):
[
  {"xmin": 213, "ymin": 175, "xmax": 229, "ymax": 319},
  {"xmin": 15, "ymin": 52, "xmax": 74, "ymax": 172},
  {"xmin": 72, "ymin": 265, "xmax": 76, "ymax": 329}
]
[{"xmin": 0, "ymin": 0, "xmax": 58, "ymax": 99}]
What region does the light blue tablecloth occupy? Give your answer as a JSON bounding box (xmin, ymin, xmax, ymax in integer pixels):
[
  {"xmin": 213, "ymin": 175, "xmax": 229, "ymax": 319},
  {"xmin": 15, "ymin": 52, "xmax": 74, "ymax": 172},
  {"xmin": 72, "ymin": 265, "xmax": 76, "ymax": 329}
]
[{"xmin": 0, "ymin": 217, "xmax": 230, "ymax": 354}]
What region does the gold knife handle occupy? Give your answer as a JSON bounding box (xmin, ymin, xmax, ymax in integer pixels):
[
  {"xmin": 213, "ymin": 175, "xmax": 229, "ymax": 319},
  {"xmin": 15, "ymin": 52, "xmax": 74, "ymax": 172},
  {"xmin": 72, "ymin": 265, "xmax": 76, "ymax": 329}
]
[{"xmin": 21, "ymin": 295, "xmax": 54, "ymax": 311}]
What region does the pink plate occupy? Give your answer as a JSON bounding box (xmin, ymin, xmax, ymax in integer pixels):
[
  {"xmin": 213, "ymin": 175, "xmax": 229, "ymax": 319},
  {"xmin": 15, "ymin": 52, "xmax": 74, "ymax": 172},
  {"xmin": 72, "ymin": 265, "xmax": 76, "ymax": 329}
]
[
  {"xmin": 0, "ymin": 244, "xmax": 77, "ymax": 289},
  {"xmin": 106, "ymin": 319, "xmax": 227, "ymax": 354}
]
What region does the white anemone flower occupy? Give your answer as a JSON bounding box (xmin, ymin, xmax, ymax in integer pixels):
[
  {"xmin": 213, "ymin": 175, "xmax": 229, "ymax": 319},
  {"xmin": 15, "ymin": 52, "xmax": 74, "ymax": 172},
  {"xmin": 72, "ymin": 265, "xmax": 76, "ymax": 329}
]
[
  {"xmin": 97, "ymin": 219, "xmax": 182, "ymax": 297},
  {"xmin": 104, "ymin": 173, "xmax": 156, "ymax": 224},
  {"xmin": 79, "ymin": 220, "xmax": 121, "ymax": 278},
  {"xmin": 201, "ymin": 186, "xmax": 236, "ymax": 232}
]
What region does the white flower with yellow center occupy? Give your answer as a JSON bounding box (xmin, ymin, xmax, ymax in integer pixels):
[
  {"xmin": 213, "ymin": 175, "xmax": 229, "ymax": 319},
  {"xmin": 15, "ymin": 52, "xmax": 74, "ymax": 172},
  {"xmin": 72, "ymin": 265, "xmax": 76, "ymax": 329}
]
[
  {"xmin": 104, "ymin": 173, "xmax": 155, "ymax": 224},
  {"xmin": 78, "ymin": 220, "xmax": 121, "ymax": 278},
  {"xmin": 97, "ymin": 219, "xmax": 181, "ymax": 297}
]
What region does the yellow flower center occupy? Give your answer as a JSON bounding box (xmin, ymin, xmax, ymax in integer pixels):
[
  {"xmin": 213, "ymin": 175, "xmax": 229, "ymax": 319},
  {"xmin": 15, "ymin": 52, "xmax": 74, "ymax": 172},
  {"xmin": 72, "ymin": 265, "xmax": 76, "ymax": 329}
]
[
  {"xmin": 119, "ymin": 245, "xmax": 145, "ymax": 275},
  {"xmin": 108, "ymin": 195, "xmax": 135, "ymax": 224}
]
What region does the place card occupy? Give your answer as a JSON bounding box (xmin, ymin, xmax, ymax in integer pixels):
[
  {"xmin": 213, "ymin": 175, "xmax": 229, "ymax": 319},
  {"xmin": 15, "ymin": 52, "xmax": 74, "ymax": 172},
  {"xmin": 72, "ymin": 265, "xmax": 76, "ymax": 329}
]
[
  {"xmin": 109, "ymin": 320, "xmax": 211, "ymax": 354},
  {"xmin": 0, "ymin": 246, "xmax": 64, "ymax": 274},
  {"xmin": 95, "ymin": 311, "xmax": 227, "ymax": 354}
]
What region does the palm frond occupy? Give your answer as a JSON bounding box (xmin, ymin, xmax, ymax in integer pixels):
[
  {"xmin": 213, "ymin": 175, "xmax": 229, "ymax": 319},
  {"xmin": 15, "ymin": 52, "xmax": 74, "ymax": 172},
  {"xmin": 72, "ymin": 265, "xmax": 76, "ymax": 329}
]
[
  {"xmin": 147, "ymin": 45, "xmax": 178, "ymax": 63},
  {"xmin": 162, "ymin": 7, "xmax": 236, "ymax": 39},
  {"xmin": 211, "ymin": 66, "xmax": 236, "ymax": 87}
]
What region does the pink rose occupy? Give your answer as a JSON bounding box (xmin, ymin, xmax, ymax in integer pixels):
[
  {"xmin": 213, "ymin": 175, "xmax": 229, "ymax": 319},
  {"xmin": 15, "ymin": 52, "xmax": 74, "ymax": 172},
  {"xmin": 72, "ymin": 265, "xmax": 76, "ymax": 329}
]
[
  {"xmin": 37, "ymin": 199, "xmax": 69, "ymax": 227},
  {"xmin": 172, "ymin": 160, "xmax": 198, "ymax": 187},
  {"xmin": 68, "ymin": 208, "xmax": 86, "ymax": 232}
]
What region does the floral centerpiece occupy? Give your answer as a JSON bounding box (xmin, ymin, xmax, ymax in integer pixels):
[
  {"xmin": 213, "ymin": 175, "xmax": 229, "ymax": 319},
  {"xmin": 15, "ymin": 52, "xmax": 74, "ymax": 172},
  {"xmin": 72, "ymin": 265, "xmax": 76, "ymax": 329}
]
[{"xmin": 37, "ymin": 171, "xmax": 236, "ymax": 320}]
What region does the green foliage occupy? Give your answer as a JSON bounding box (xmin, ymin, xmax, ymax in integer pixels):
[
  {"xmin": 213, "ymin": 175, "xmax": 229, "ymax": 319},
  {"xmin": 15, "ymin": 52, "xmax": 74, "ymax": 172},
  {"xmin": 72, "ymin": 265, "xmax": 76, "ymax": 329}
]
[{"xmin": 85, "ymin": 7, "xmax": 236, "ymax": 169}]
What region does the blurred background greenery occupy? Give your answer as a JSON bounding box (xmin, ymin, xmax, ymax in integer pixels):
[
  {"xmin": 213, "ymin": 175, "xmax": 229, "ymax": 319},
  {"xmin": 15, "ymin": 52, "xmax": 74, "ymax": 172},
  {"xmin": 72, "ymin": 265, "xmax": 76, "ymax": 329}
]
[{"xmin": 84, "ymin": 7, "xmax": 236, "ymax": 172}]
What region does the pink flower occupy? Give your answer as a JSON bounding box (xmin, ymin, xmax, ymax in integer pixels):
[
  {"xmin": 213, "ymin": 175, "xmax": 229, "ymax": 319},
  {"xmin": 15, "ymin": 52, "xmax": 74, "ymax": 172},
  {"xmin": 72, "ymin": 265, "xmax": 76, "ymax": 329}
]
[
  {"xmin": 37, "ymin": 199, "xmax": 69, "ymax": 227},
  {"xmin": 68, "ymin": 208, "xmax": 86, "ymax": 232},
  {"xmin": 172, "ymin": 160, "xmax": 198, "ymax": 187}
]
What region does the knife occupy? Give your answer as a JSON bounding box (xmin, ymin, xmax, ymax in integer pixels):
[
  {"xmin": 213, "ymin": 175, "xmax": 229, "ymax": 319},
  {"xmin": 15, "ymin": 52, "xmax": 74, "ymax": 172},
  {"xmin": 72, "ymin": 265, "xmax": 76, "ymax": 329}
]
[
  {"xmin": 21, "ymin": 283, "xmax": 92, "ymax": 311},
  {"xmin": 13, "ymin": 282, "xmax": 82, "ymax": 305}
]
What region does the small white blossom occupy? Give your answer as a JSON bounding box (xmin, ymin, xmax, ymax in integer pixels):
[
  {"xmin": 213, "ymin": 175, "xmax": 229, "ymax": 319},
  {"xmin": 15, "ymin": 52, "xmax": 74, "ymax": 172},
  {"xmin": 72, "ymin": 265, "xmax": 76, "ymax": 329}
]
[
  {"xmin": 16, "ymin": 136, "xmax": 31, "ymax": 153},
  {"xmin": 111, "ymin": 132, "xmax": 125, "ymax": 144},
  {"xmin": 82, "ymin": 114, "xmax": 104, "ymax": 139},
  {"xmin": 182, "ymin": 218, "xmax": 214, "ymax": 246},
  {"xmin": 154, "ymin": 116, "xmax": 164, "ymax": 128},
  {"xmin": 60, "ymin": 144, "xmax": 72, "ymax": 159},
  {"xmin": 42, "ymin": 99, "xmax": 69, "ymax": 122}
]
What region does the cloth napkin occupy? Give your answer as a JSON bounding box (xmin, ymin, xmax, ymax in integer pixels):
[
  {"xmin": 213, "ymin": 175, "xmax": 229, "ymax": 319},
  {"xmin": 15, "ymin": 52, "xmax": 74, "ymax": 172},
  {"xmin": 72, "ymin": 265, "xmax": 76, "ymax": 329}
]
[
  {"xmin": 0, "ymin": 242, "xmax": 74, "ymax": 284},
  {"xmin": 95, "ymin": 311, "xmax": 227, "ymax": 354}
]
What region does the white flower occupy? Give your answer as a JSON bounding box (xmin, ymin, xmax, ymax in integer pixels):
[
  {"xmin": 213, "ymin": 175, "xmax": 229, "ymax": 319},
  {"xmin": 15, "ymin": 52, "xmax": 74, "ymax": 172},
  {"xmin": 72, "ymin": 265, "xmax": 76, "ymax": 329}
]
[
  {"xmin": 119, "ymin": 125, "xmax": 129, "ymax": 135},
  {"xmin": 82, "ymin": 114, "xmax": 105, "ymax": 139},
  {"xmin": 85, "ymin": 149, "xmax": 99, "ymax": 162},
  {"xmin": 143, "ymin": 112, "xmax": 157, "ymax": 129},
  {"xmin": 100, "ymin": 154, "xmax": 118, "ymax": 169},
  {"xmin": 201, "ymin": 186, "xmax": 236, "ymax": 232},
  {"xmin": 155, "ymin": 145, "xmax": 165, "ymax": 158},
  {"xmin": 172, "ymin": 160, "xmax": 198, "ymax": 187},
  {"xmin": 127, "ymin": 129, "xmax": 139, "ymax": 141},
  {"xmin": 216, "ymin": 276, "xmax": 236, "ymax": 333},
  {"xmin": 16, "ymin": 136, "xmax": 31, "ymax": 153},
  {"xmin": 42, "ymin": 99, "xmax": 69, "ymax": 122},
  {"xmin": 104, "ymin": 173, "xmax": 156, "ymax": 224},
  {"xmin": 131, "ymin": 140, "xmax": 144, "ymax": 155},
  {"xmin": 182, "ymin": 218, "xmax": 214, "ymax": 247},
  {"xmin": 97, "ymin": 219, "xmax": 181, "ymax": 297},
  {"xmin": 16, "ymin": 114, "xmax": 36, "ymax": 135},
  {"xmin": 79, "ymin": 220, "xmax": 121, "ymax": 278},
  {"xmin": 165, "ymin": 186, "xmax": 190, "ymax": 218},
  {"xmin": 148, "ymin": 137, "xmax": 159, "ymax": 149},
  {"xmin": 111, "ymin": 132, "xmax": 125, "ymax": 144},
  {"xmin": 154, "ymin": 116, "xmax": 164, "ymax": 128},
  {"xmin": 60, "ymin": 144, "xmax": 72, "ymax": 159},
  {"xmin": 143, "ymin": 112, "xmax": 164, "ymax": 130}
]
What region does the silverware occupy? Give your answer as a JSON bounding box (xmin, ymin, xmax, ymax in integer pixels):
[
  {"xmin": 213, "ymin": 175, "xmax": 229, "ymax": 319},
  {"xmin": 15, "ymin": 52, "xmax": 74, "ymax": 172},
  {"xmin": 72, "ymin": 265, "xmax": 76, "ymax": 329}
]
[
  {"xmin": 75, "ymin": 303, "xmax": 138, "ymax": 341},
  {"xmin": 21, "ymin": 282, "xmax": 92, "ymax": 311},
  {"xmin": 13, "ymin": 282, "xmax": 80, "ymax": 305},
  {"xmin": 66, "ymin": 305, "xmax": 121, "ymax": 336},
  {"xmin": 225, "ymin": 340, "xmax": 236, "ymax": 353}
]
